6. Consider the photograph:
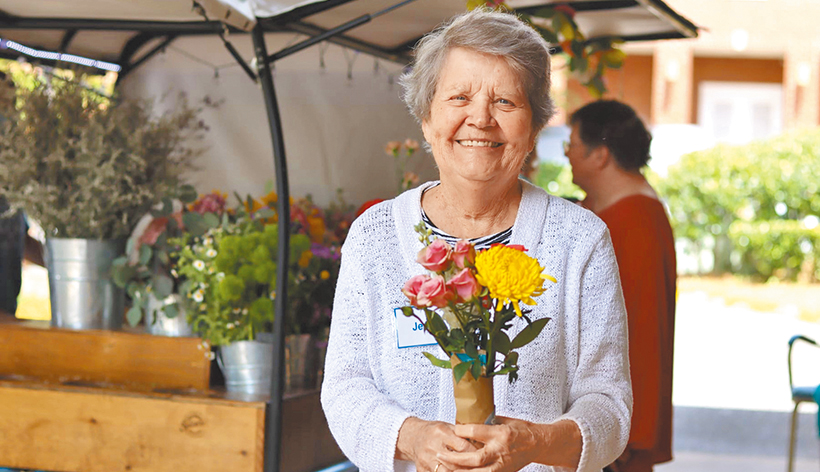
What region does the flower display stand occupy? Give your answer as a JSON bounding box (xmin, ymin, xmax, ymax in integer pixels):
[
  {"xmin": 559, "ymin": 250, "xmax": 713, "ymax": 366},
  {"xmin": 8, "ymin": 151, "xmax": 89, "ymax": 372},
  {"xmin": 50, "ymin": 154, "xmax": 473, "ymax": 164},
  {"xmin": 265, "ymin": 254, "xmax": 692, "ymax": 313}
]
[{"xmin": 0, "ymin": 315, "xmax": 344, "ymax": 472}]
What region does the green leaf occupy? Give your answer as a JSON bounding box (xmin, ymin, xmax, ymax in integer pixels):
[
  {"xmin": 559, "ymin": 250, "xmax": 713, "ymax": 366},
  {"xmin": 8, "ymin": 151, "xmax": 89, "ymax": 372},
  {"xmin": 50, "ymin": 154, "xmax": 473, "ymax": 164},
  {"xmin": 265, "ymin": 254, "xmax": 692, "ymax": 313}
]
[
  {"xmin": 202, "ymin": 212, "xmax": 220, "ymax": 229},
  {"xmin": 152, "ymin": 274, "xmax": 174, "ymax": 299},
  {"xmin": 426, "ymin": 311, "xmax": 449, "ymax": 336},
  {"xmin": 423, "ymin": 352, "xmax": 452, "ymax": 369},
  {"xmin": 164, "ymin": 303, "xmax": 179, "ymax": 319},
  {"xmin": 464, "ymin": 342, "xmax": 478, "ymax": 360},
  {"xmin": 453, "ymin": 361, "xmax": 471, "ymax": 384},
  {"xmin": 158, "ymin": 197, "xmax": 174, "ymax": 217},
  {"xmin": 494, "ymin": 331, "xmax": 511, "ymax": 355},
  {"xmin": 183, "ymin": 212, "xmax": 208, "ymax": 237},
  {"xmin": 505, "ymin": 351, "xmax": 519, "ymax": 367},
  {"xmin": 179, "ymin": 185, "xmax": 198, "ymax": 204},
  {"xmin": 401, "ymin": 306, "xmax": 416, "ymax": 318},
  {"xmin": 111, "ymin": 264, "xmax": 136, "ymax": 288},
  {"xmin": 138, "ymin": 244, "xmax": 152, "ymax": 266},
  {"xmin": 125, "ymin": 238, "xmax": 136, "ymax": 257},
  {"xmin": 157, "ymin": 249, "xmax": 170, "ymax": 265},
  {"xmin": 126, "ymin": 306, "xmax": 143, "ymax": 327},
  {"xmin": 510, "ymin": 317, "xmax": 551, "ymax": 349},
  {"xmin": 470, "ymin": 360, "xmax": 481, "ymax": 381},
  {"xmin": 255, "ymin": 208, "xmax": 276, "ymax": 220}
]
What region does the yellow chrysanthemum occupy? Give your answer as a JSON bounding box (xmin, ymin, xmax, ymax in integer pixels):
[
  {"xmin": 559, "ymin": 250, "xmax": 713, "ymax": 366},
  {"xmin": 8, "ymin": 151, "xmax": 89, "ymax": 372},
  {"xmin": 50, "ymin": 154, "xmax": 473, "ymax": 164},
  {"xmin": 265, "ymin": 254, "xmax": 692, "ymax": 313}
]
[{"xmin": 474, "ymin": 245, "xmax": 557, "ymax": 317}]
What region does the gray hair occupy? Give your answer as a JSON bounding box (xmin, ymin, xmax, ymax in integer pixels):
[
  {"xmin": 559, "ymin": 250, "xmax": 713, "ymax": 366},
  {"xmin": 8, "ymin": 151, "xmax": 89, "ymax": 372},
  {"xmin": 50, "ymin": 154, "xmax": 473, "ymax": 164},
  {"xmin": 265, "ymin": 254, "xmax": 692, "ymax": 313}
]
[{"xmin": 399, "ymin": 8, "xmax": 555, "ymax": 133}]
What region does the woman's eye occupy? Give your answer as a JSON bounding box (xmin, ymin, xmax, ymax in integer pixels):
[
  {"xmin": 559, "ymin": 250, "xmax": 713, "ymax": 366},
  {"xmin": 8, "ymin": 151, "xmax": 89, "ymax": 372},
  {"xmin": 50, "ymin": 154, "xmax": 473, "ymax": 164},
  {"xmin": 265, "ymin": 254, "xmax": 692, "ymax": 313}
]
[
  {"xmin": 498, "ymin": 98, "xmax": 513, "ymax": 105},
  {"xmin": 453, "ymin": 96, "xmax": 467, "ymax": 101}
]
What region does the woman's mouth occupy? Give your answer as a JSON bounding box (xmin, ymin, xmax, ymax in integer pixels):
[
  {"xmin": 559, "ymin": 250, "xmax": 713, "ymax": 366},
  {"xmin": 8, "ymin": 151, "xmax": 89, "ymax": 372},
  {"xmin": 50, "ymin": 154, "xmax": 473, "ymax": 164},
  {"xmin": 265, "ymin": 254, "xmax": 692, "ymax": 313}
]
[{"xmin": 456, "ymin": 139, "xmax": 503, "ymax": 148}]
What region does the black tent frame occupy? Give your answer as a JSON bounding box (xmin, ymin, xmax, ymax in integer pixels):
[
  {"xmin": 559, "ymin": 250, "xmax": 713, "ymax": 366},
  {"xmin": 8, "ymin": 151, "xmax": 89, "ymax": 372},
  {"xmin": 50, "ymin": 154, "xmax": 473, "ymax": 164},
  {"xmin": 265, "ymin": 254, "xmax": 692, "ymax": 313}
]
[{"xmin": 0, "ymin": 1, "xmax": 697, "ymax": 471}]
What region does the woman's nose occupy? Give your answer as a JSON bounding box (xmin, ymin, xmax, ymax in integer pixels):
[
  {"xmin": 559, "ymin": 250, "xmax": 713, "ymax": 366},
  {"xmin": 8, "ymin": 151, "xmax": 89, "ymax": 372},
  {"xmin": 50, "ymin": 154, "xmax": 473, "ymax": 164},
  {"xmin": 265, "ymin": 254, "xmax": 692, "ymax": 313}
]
[{"xmin": 467, "ymin": 99, "xmax": 496, "ymax": 129}]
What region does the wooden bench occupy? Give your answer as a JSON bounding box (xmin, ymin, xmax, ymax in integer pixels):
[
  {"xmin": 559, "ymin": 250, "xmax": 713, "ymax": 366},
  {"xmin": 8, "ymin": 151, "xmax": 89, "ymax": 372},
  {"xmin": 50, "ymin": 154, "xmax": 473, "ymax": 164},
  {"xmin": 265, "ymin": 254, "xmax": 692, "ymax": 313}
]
[{"xmin": 0, "ymin": 316, "xmax": 345, "ymax": 472}]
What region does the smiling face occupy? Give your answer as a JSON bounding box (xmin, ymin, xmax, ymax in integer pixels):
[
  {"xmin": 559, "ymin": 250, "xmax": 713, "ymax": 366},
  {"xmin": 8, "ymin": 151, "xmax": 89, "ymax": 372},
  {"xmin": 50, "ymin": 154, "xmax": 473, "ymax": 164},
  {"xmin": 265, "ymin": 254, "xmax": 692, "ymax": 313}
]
[{"xmin": 421, "ymin": 47, "xmax": 536, "ymax": 188}]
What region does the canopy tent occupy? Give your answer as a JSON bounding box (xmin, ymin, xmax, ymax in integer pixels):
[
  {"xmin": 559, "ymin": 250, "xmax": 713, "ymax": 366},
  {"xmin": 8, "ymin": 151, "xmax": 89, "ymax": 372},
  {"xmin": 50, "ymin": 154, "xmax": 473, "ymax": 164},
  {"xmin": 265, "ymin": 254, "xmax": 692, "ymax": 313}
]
[
  {"xmin": 0, "ymin": 0, "xmax": 697, "ymax": 73},
  {"xmin": 0, "ymin": 2, "xmax": 697, "ymax": 471}
]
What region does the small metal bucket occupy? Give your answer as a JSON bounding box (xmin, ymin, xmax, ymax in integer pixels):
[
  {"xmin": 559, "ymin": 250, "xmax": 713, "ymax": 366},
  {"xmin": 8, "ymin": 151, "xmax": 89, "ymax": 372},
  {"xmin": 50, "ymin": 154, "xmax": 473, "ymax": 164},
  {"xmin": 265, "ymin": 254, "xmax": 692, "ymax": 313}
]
[
  {"xmin": 285, "ymin": 333, "xmax": 316, "ymax": 392},
  {"xmin": 145, "ymin": 294, "xmax": 193, "ymax": 337},
  {"xmin": 218, "ymin": 340, "xmax": 274, "ymax": 395},
  {"xmin": 45, "ymin": 238, "xmax": 125, "ymax": 330}
]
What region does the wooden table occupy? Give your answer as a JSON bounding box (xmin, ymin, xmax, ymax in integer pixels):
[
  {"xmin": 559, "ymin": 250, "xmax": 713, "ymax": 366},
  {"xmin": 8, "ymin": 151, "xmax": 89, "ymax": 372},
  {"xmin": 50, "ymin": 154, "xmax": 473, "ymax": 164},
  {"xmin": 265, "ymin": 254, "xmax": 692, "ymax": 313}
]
[{"xmin": 0, "ymin": 315, "xmax": 345, "ymax": 472}]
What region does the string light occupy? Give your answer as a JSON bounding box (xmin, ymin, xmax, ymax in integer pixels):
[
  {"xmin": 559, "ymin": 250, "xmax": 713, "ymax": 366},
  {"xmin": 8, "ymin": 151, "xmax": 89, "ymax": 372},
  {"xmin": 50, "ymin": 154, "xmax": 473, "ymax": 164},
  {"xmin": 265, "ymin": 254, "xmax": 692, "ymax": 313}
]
[{"xmin": 0, "ymin": 38, "xmax": 121, "ymax": 72}]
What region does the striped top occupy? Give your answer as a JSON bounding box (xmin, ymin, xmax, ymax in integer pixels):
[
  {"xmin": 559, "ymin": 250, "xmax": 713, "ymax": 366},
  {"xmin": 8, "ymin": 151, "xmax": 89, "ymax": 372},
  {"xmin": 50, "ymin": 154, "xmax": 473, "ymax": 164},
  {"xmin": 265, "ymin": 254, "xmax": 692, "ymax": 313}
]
[{"xmin": 420, "ymin": 206, "xmax": 512, "ymax": 250}]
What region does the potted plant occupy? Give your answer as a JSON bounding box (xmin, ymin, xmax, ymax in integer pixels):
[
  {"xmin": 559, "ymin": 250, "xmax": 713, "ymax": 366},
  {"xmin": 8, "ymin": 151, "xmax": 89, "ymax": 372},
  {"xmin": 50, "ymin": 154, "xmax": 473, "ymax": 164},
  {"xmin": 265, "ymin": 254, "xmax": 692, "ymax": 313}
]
[
  {"xmin": 110, "ymin": 190, "xmax": 226, "ymax": 336},
  {"xmin": 170, "ymin": 197, "xmax": 315, "ymax": 394},
  {"xmin": 0, "ymin": 74, "xmax": 205, "ymax": 330}
]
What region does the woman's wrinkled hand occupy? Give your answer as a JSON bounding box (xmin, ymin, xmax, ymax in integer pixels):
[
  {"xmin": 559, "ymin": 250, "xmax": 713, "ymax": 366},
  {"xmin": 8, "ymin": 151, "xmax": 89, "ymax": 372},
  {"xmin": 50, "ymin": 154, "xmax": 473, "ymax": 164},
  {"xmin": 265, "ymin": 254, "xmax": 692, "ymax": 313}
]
[
  {"xmin": 436, "ymin": 417, "xmax": 581, "ymax": 472},
  {"xmin": 435, "ymin": 416, "xmax": 539, "ymax": 472},
  {"xmin": 396, "ymin": 417, "xmax": 478, "ymax": 472}
]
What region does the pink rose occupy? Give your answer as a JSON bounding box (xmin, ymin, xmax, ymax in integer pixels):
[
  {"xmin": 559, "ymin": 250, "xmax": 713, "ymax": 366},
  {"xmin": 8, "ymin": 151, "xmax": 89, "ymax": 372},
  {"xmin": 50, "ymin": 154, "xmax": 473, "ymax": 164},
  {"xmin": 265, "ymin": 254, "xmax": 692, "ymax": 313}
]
[
  {"xmin": 448, "ymin": 268, "xmax": 481, "ymax": 303},
  {"xmin": 417, "ymin": 239, "xmax": 452, "ymax": 273},
  {"xmin": 402, "ymin": 274, "xmax": 429, "ymax": 307},
  {"xmin": 416, "ymin": 274, "xmax": 454, "ymax": 308},
  {"xmin": 452, "ymin": 239, "xmax": 476, "ymax": 269}
]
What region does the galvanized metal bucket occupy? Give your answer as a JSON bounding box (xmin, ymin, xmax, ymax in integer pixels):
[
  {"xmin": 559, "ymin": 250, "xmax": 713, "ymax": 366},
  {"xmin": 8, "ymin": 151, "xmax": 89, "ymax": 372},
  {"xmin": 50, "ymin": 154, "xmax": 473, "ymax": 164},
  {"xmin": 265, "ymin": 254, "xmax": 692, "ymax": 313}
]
[
  {"xmin": 285, "ymin": 333, "xmax": 316, "ymax": 392},
  {"xmin": 145, "ymin": 294, "xmax": 193, "ymax": 337},
  {"xmin": 218, "ymin": 340, "xmax": 274, "ymax": 395},
  {"xmin": 45, "ymin": 238, "xmax": 125, "ymax": 330}
]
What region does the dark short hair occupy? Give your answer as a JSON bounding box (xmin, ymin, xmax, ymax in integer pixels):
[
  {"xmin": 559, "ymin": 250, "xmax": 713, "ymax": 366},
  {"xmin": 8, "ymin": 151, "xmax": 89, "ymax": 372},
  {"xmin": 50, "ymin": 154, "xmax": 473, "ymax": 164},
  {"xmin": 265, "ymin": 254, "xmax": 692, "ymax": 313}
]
[{"xmin": 569, "ymin": 100, "xmax": 652, "ymax": 171}]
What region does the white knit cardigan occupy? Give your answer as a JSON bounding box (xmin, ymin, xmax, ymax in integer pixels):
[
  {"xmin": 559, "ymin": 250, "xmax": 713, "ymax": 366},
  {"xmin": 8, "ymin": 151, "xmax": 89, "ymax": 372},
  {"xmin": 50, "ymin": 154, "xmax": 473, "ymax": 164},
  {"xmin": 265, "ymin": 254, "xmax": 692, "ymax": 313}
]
[{"xmin": 321, "ymin": 180, "xmax": 632, "ymax": 472}]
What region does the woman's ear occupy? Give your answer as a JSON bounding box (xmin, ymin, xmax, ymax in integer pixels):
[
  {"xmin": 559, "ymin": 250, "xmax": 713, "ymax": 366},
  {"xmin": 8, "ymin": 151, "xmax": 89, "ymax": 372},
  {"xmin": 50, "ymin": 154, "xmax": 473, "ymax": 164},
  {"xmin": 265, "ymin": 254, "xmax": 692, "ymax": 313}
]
[{"xmin": 589, "ymin": 145, "xmax": 611, "ymax": 170}]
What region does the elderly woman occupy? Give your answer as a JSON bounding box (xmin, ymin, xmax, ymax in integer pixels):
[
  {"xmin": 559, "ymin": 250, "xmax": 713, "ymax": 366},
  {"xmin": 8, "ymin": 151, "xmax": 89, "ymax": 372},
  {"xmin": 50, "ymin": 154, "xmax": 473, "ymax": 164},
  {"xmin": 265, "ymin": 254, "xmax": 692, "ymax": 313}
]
[{"xmin": 321, "ymin": 9, "xmax": 631, "ymax": 472}]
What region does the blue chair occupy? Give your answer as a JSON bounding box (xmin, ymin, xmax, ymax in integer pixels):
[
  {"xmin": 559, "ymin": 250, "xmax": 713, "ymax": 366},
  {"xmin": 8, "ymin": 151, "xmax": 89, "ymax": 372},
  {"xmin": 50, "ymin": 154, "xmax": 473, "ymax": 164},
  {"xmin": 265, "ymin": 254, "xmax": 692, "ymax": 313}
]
[{"xmin": 787, "ymin": 335, "xmax": 819, "ymax": 472}]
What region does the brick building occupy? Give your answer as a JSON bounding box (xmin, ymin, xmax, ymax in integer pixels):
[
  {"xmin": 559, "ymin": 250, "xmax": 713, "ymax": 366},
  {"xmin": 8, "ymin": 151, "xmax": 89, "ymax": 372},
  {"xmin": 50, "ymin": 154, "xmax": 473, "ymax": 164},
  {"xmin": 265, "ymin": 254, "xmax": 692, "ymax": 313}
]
[{"xmin": 555, "ymin": 0, "xmax": 819, "ymax": 156}]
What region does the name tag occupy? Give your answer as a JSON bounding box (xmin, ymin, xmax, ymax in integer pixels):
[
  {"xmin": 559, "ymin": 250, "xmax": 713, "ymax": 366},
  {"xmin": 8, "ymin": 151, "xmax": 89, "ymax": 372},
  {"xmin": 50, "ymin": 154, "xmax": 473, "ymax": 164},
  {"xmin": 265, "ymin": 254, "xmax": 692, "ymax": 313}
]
[{"xmin": 394, "ymin": 307, "xmax": 437, "ymax": 349}]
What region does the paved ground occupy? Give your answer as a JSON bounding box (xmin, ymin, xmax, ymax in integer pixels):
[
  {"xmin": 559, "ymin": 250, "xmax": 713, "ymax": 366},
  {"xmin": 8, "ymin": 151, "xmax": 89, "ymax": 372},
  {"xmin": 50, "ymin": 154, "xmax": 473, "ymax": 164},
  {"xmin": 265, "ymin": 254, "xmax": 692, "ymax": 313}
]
[{"xmin": 657, "ymin": 289, "xmax": 820, "ymax": 472}]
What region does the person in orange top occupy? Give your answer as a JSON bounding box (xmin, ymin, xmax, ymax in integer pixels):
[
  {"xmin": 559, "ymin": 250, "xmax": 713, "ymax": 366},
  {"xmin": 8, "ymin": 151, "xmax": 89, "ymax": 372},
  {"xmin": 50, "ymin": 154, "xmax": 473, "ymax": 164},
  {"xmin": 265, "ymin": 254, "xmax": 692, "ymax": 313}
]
[{"xmin": 566, "ymin": 100, "xmax": 677, "ymax": 472}]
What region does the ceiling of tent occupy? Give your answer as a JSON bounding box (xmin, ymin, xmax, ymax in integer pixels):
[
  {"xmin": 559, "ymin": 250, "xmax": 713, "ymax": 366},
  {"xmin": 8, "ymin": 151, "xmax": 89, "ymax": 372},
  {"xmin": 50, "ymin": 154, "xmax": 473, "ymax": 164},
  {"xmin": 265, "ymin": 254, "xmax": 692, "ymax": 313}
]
[{"xmin": 0, "ymin": 0, "xmax": 697, "ymax": 72}]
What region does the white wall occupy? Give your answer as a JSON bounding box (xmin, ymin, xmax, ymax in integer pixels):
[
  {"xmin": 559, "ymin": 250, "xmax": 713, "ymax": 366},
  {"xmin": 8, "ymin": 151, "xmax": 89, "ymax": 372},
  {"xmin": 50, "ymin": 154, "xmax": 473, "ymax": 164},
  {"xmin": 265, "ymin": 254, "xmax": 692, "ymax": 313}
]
[{"xmin": 120, "ymin": 33, "xmax": 435, "ymax": 207}]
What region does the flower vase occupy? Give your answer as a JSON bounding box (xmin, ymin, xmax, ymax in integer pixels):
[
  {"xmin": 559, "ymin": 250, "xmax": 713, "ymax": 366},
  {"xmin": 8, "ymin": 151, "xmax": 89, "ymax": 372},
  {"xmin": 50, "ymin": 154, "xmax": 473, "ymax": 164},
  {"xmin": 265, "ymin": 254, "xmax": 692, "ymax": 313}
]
[
  {"xmin": 450, "ymin": 353, "xmax": 495, "ymax": 425},
  {"xmin": 45, "ymin": 238, "xmax": 125, "ymax": 330},
  {"xmin": 145, "ymin": 294, "xmax": 194, "ymax": 337},
  {"xmin": 218, "ymin": 339, "xmax": 274, "ymax": 395},
  {"xmin": 285, "ymin": 333, "xmax": 317, "ymax": 392}
]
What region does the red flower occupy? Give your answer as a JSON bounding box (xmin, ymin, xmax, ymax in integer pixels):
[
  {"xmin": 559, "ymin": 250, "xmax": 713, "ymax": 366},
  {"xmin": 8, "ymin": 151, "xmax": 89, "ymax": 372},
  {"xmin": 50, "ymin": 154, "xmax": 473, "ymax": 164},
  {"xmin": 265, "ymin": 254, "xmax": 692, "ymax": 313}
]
[
  {"xmin": 417, "ymin": 239, "xmax": 453, "ymax": 273},
  {"xmin": 355, "ymin": 198, "xmax": 384, "ymax": 218}
]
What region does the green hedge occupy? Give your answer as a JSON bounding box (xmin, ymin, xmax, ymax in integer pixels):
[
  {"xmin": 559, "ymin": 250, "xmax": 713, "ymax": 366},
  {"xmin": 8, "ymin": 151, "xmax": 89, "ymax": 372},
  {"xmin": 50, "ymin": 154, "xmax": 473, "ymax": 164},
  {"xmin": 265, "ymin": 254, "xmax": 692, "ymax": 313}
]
[
  {"xmin": 658, "ymin": 128, "xmax": 820, "ymax": 280},
  {"xmin": 728, "ymin": 219, "xmax": 820, "ymax": 282}
]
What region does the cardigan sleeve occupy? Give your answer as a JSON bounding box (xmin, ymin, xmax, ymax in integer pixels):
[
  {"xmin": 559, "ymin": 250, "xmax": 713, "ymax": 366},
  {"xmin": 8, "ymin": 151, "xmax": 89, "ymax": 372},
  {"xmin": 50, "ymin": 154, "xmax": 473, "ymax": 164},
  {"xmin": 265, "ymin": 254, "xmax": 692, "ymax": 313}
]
[
  {"xmin": 558, "ymin": 230, "xmax": 632, "ymax": 472},
  {"xmin": 320, "ymin": 221, "xmax": 412, "ymax": 472}
]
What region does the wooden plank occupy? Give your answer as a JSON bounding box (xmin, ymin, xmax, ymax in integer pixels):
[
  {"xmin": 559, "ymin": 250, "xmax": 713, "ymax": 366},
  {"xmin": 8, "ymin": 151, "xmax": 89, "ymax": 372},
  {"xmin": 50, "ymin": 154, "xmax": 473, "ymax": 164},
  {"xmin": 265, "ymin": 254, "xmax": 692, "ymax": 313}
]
[
  {"xmin": 0, "ymin": 380, "xmax": 265, "ymax": 472},
  {"xmin": 0, "ymin": 319, "xmax": 210, "ymax": 391}
]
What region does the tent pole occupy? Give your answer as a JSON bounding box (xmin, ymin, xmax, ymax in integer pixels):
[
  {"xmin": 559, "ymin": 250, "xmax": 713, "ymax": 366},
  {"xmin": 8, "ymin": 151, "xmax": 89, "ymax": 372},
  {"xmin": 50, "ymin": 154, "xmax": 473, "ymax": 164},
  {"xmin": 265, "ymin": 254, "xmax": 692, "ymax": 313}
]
[{"xmin": 251, "ymin": 24, "xmax": 289, "ymax": 472}]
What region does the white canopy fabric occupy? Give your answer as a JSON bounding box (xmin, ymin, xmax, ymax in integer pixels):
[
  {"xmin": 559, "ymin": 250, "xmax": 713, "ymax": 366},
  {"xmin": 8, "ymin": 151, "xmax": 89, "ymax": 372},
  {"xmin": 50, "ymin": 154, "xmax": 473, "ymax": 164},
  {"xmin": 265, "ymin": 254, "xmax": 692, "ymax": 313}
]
[
  {"xmin": 0, "ymin": 0, "xmax": 697, "ymax": 206},
  {"xmin": 0, "ymin": 0, "xmax": 697, "ymax": 67}
]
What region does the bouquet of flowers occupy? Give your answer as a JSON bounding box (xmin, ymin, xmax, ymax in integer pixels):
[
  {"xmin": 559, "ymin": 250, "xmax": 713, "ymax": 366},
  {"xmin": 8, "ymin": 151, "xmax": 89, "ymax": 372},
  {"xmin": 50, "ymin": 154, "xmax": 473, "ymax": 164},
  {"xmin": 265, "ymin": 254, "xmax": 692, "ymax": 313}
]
[
  {"xmin": 400, "ymin": 223, "xmax": 557, "ymax": 424},
  {"xmin": 111, "ymin": 189, "xmax": 227, "ymax": 327}
]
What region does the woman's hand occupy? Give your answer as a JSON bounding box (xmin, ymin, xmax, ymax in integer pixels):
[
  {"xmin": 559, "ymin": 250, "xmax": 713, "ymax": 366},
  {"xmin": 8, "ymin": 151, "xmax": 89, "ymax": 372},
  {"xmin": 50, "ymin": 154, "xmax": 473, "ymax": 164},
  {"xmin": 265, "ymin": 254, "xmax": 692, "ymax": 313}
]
[
  {"xmin": 396, "ymin": 417, "xmax": 478, "ymax": 472},
  {"xmin": 436, "ymin": 417, "xmax": 582, "ymax": 472}
]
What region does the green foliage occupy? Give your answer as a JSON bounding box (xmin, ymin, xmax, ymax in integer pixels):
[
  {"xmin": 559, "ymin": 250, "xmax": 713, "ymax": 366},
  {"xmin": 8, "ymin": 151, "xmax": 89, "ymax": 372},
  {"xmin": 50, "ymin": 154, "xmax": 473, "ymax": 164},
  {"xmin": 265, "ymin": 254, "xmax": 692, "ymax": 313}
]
[
  {"xmin": 0, "ymin": 75, "xmax": 206, "ymax": 239},
  {"xmin": 109, "ymin": 186, "xmax": 211, "ymax": 327},
  {"xmin": 171, "ymin": 216, "xmax": 279, "ymax": 346},
  {"xmin": 728, "ymin": 220, "xmax": 820, "ymax": 282},
  {"xmin": 467, "ymin": 1, "xmax": 625, "ymax": 97},
  {"xmin": 658, "ymin": 129, "xmax": 820, "ymax": 280},
  {"xmin": 532, "ymin": 162, "xmax": 585, "ymax": 201}
]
